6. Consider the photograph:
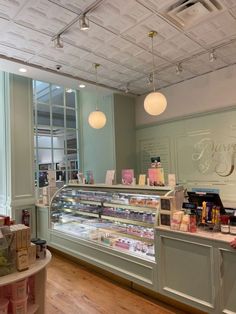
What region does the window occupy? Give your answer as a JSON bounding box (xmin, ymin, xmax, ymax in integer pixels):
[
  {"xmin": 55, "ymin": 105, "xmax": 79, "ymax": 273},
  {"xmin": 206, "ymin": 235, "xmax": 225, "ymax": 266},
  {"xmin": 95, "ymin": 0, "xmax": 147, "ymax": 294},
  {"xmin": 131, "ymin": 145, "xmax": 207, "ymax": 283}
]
[{"xmin": 33, "ymin": 81, "xmax": 79, "ymax": 194}]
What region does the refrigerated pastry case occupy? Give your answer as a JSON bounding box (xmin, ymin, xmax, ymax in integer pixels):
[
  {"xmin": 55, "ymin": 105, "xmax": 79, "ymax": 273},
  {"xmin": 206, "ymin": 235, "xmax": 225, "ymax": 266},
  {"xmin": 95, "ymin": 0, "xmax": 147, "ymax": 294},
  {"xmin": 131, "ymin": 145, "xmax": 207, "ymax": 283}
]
[{"xmin": 49, "ymin": 184, "xmax": 184, "ymax": 290}]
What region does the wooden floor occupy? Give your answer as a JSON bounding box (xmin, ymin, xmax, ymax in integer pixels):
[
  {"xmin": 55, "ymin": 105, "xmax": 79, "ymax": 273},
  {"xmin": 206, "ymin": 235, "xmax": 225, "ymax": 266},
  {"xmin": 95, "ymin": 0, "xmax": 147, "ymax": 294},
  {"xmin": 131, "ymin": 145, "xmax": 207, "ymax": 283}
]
[{"xmin": 46, "ymin": 253, "xmax": 188, "ymax": 314}]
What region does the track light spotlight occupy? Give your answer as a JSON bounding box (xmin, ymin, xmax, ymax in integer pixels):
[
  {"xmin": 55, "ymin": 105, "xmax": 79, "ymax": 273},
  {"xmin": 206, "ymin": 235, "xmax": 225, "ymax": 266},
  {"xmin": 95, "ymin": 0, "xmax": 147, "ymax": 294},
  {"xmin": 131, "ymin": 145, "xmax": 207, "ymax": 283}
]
[
  {"xmin": 147, "ymin": 73, "xmax": 153, "ymax": 85},
  {"xmin": 53, "ymin": 34, "xmax": 63, "ymax": 48},
  {"xmin": 175, "ymin": 63, "xmax": 183, "ymax": 75},
  {"xmin": 125, "ymin": 83, "xmax": 130, "ymax": 94},
  {"xmin": 79, "ymin": 14, "xmax": 90, "ymax": 30},
  {"xmin": 209, "ymin": 50, "xmax": 216, "ymax": 62}
]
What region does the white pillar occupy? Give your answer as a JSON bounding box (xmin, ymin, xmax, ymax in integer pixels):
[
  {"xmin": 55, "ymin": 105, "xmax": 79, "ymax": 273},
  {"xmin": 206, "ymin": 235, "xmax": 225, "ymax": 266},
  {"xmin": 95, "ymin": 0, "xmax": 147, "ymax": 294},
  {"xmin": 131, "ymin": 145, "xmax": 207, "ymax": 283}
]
[{"xmin": 1, "ymin": 72, "xmax": 35, "ymax": 224}]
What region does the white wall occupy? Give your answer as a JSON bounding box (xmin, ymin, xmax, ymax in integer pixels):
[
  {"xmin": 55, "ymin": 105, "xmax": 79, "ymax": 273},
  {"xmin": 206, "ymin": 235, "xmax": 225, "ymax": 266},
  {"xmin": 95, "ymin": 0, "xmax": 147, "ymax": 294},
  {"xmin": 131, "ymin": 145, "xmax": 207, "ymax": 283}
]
[{"xmin": 136, "ymin": 64, "xmax": 236, "ymax": 126}]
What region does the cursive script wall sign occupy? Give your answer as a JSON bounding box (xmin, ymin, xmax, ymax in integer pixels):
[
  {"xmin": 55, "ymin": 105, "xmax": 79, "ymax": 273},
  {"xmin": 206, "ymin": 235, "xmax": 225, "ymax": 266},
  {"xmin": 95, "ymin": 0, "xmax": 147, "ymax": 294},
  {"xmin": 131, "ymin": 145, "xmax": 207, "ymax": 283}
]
[{"xmin": 192, "ymin": 138, "xmax": 236, "ymax": 177}]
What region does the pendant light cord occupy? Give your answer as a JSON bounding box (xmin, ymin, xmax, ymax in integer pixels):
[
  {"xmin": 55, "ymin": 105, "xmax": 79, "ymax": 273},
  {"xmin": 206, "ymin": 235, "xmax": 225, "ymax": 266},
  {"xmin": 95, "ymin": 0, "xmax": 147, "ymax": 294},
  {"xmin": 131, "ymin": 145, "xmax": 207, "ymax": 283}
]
[
  {"xmin": 95, "ymin": 63, "xmax": 99, "ymax": 110},
  {"xmin": 151, "ymin": 35, "xmax": 155, "ymax": 92}
]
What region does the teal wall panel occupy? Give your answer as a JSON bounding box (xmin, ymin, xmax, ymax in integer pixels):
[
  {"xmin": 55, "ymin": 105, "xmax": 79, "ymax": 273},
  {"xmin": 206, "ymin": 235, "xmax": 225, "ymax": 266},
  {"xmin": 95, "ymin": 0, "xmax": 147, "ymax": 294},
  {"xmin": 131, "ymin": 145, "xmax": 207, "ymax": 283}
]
[
  {"xmin": 78, "ymin": 90, "xmax": 116, "ymax": 183},
  {"xmin": 114, "ymin": 94, "xmax": 136, "ymax": 183},
  {"xmin": 136, "ymin": 108, "xmax": 236, "ymax": 204}
]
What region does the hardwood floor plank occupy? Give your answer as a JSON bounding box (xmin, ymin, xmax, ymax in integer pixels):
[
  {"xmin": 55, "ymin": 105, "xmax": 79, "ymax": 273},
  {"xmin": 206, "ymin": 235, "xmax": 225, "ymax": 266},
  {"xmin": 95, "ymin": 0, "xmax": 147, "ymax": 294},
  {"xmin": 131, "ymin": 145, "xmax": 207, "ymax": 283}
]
[{"xmin": 46, "ymin": 253, "xmax": 188, "ymax": 314}]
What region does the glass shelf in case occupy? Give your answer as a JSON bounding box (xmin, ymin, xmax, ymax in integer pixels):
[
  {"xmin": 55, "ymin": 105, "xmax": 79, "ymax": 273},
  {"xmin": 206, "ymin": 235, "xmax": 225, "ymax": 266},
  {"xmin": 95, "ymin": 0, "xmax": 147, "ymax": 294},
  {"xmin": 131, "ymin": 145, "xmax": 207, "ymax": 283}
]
[{"xmin": 50, "ymin": 184, "xmax": 161, "ymax": 262}]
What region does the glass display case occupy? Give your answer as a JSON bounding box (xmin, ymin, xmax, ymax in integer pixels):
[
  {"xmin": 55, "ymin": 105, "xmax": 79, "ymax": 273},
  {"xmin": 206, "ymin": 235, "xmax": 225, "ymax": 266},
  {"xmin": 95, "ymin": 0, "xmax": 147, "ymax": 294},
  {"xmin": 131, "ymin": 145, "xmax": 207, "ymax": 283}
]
[{"xmin": 49, "ymin": 184, "xmax": 166, "ymax": 262}]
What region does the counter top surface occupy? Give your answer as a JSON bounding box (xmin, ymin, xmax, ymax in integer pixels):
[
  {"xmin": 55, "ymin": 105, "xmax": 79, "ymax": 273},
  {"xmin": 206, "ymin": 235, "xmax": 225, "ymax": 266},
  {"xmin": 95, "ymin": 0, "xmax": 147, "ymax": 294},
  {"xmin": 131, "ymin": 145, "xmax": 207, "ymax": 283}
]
[
  {"xmin": 67, "ymin": 183, "xmax": 184, "ymax": 192},
  {"xmin": 156, "ymin": 225, "xmax": 236, "ymax": 244}
]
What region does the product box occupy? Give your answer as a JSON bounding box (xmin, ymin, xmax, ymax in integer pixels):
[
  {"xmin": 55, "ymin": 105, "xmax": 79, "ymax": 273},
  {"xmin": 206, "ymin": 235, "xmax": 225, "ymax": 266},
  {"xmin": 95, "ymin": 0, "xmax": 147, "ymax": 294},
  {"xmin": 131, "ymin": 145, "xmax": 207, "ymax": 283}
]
[
  {"xmin": 16, "ymin": 249, "xmax": 29, "ymax": 271},
  {"xmin": 21, "ymin": 226, "xmax": 31, "ymax": 248},
  {"xmin": 138, "ymin": 174, "xmax": 146, "ymax": 186},
  {"xmin": 42, "ymin": 186, "xmax": 48, "ymax": 196},
  {"xmin": 10, "ymin": 229, "xmax": 17, "ymax": 250},
  {"xmin": 148, "ymin": 168, "xmax": 165, "ymax": 186},
  {"xmin": 26, "ymin": 226, "xmax": 31, "ymax": 247},
  {"xmin": 10, "ymin": 225, "xmax": 31, "ymax": 250},
  {"xmin": 16, "ymin": 229, "xmax": 22, "ymax": 250},
  {"xmin": 42, "ymin": 187, "xmax": 58, "ymax": 205},
  {"xmin": 168, "ymin": 174, "xmax": 176, "ymax": 187},
  {"xmin": 28, "ymin": 243, "xmax": 36, "ymax": 265},
  {"xmin": 21, "ymin": 228, "xmax": 27, "ymax": 248},
  {"xmin": 43, "ymin": 195, "xmax": 49, "ymax": 205},
  {"xmin": 0, "ymin": 216, "xmax": 5, "ymax": 226},
  {"xmin": 47, "ymin": 170, "xmax": 56, "ymax": 187}
]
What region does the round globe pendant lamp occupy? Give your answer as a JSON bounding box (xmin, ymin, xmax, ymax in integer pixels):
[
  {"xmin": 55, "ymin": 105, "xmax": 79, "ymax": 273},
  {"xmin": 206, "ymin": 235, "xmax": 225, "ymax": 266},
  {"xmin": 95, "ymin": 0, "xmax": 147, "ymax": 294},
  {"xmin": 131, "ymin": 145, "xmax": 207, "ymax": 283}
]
[
  {"xmin": 144, "ymin": 31, "xmax": 167, "ymax": 116},
  {"xmin": 88, "ymin": 109, "xmax": 106, "ymax": 129},
  {"xmin": 88, "ymin": 63, "xmax": 107, "ymax": 129}
]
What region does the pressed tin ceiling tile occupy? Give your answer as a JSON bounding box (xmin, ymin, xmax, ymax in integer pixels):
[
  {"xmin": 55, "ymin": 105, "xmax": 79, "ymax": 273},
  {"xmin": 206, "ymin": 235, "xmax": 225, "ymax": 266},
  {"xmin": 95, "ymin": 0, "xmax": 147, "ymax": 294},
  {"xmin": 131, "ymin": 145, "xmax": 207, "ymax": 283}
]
[
  {"xmin": 186, "ymin": 11, "xmax": 236, "ymax": 47},
  {"xmin": 0, "ymin": 0, "xmax": 235, "ymax": 94},
  {"xmin": 14, "ymin": 0, "xmax": 77, "ymax": 36},
  {"xmin": 50, "ymin": 0, "xmax": 95, "ymax": 13},
  {"xmin": 89, "ymin": 0, "xmax": 152, "ymax": 34}
]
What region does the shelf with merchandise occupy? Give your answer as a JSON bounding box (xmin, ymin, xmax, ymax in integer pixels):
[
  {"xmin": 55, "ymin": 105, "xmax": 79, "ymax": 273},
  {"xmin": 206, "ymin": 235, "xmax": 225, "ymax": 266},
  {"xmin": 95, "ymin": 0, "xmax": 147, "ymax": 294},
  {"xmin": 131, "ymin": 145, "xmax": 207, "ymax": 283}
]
[
  {"xmin": 53, "ymin": 221, "xmax": 155, "ymax": 261},
  {"xmin": 50, "ymin": 186, "xmax": 158, "ymax": 261},
  {"xmin": 102, "ymin": 202, "xmax": 157, "ymax": 212}
]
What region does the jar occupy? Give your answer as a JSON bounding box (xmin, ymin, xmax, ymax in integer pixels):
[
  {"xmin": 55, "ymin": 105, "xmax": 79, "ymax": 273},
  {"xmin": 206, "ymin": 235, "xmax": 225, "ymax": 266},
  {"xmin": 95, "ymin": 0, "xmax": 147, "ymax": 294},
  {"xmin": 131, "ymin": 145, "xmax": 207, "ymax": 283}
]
[
  {"xmin": 35, "ymin": 239, "xmax": 47, "ymax": 259},
  {"xmin": 138, "ymin": 211, "xmax": 144, "ymax": 221},
  {"xmin": 147, "ymin": 244, "xmax": 154, "ymax": 256},
  {"xmin": 129, "ymin": 211, "xmax": 134, "ymax": 219},
  {"xmin": 221, "ymin": 224, "xmax": 230, "ymax": 234},
  {"xmin": 189, "ymin": 214, "xmax": 197, "ymax": 233},
  {"xmin": 146, "ymin": 213, "xmax": 152, "ymax": 222},
  {"xmin": 133, "ymin": 211, "xmax": 139, "ymax": 220},
  {"xmin": 229, "ymin": 216, "xmax": 236, "ymax": 235},
  {"xmin": 142, "ymin": 212, "xmax": 147, "ymax": 222},
  {"xmin": 152, "ymin": 213, "xmax": 156, "ymax": 223},
  {"xmin": 220, "ymin": 215, "xmax": 230, "ymax": 234}
]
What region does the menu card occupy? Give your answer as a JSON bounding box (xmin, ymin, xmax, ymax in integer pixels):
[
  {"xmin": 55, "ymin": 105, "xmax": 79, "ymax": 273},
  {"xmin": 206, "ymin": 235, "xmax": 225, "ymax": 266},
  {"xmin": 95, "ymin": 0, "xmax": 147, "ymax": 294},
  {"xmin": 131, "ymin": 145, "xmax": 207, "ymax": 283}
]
[
  {"xmin": 138, "ymin": 174, "xmax": 146, "ymax": 186},
  {"xmin": 121, "ymin": 169, "xmax": 134, "ymax": 185},
  {"xmin": 148, "ymin": 168, "xmax": 164, "ymax": 186},
  {"xmin": 105, "ymin": 170, "xmax": 115, "ymax": 185}
]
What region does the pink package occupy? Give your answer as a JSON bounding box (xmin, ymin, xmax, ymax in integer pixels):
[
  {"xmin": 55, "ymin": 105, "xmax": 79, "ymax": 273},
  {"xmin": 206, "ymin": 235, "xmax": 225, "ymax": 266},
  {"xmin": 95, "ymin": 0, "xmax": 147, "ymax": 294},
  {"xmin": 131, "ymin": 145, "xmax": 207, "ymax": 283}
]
[
  {"xmin": 0, "ymin": 298, "xmax": 9, "ymax": 314},
  {"xmin": 27, "ymin": 276, "xmax": 35, "ymax": 303},
  {"xmin": 10, "ymin": 296, "xmax": 27, "ymax": 314},
  {"xmin": 11, "ymin": 279, "xmax": 28, "ymax": 300}
]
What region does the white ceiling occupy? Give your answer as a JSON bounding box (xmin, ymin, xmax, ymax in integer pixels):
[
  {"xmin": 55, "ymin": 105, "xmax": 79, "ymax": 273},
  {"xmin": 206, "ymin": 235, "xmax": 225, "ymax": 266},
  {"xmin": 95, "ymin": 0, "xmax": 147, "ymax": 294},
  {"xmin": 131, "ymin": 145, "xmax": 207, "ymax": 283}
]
[{"xmin": 1, "ymin": 0, "xmax": 236, "ymax": 95}]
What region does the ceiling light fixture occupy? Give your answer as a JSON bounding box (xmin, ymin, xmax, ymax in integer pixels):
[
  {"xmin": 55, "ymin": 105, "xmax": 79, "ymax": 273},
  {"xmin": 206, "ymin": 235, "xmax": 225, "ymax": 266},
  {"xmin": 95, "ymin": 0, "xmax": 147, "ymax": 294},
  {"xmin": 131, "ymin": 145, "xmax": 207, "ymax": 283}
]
[
  {"xmin": 176, "ymin": 63, "xmax": 183, "ymax": 75},
  {"xmin": 53, "ymin": 34, "xmax": 63, "ymax": 48},
  {"xmin": 66, "ymin": 88, "xmax": 73, "ymax": 93},
  {"xmin": 88, "ymin": 63, "xmax": 107, "ymax": 129},
  {"xmin": 79, "ymin": 84, "xmax": 86, "ymax": 88},
  {"xmin": 144, "ymin": 31, "xmax": 167, "ymax": 116},
  {"xmin": 79, "ymin": 14, "xmax": 90, "ymax": 30},
  {"xmin": 125, "ymin": 83, "xmax": 130, "ymax": 94},
  {"xmin": 209, "ymin": 50, "xmax": 216, "ymax": 62},
  {"xmin": 19, "ymin": 68, "xmax": 27, "ymax": 73},
  {"xmin": 147, "ymin": 73, "xmax": 153, "ymax": 85}
]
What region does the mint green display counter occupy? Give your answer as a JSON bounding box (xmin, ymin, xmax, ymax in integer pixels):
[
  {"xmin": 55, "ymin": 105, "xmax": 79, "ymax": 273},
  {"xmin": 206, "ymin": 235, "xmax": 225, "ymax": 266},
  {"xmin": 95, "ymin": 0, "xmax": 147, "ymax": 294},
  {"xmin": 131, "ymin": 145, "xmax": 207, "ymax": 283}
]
[{"xmin": 156, "ymin": 226, "xmax": 236, "ymax": 314}]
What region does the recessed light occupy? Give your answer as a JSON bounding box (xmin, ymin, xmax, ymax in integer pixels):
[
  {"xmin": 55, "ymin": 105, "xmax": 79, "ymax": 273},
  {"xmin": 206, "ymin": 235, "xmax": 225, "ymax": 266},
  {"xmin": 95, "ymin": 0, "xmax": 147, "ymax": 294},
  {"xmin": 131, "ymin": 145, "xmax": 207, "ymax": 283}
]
[
  {"xmin": 79, "ymin": 84, "xmax": 86, "ymax": 88},
  {"xmin": 66, "ymin": 88, "xmax": 73, "ymax": 93},
  {"xmin": 19, "ymin": 68, "xmax": 27, "ymax": 73}
]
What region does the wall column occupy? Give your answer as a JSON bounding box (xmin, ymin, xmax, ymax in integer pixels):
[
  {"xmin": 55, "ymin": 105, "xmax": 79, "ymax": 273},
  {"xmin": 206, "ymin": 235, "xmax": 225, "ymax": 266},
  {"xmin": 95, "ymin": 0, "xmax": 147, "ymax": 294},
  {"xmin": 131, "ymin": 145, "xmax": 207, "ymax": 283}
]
[{"xmin": 3, "ymin": 72, "xmax": 35, "ymax": 222}]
